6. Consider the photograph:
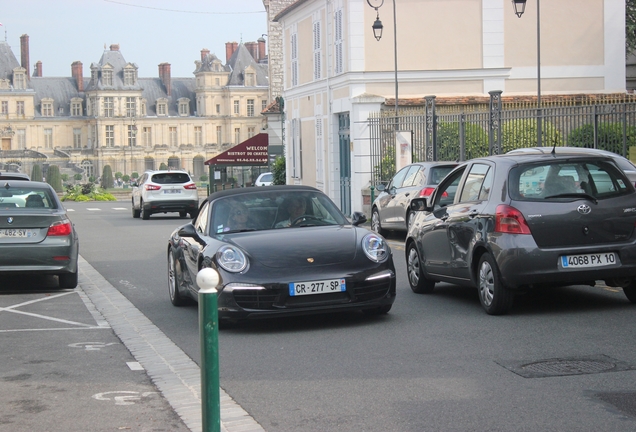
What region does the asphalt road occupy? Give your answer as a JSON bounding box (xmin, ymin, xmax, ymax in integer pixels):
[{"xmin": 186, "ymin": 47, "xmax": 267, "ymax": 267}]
[{"xmin": 62, "ymin": 200, "xmax": 636, "ymax": 432}]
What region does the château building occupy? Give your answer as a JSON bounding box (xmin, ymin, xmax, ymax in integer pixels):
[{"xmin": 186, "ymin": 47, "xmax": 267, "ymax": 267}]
[{"xmin": 0, "ymin": 35, "xmax": 269, "ymax": 183}]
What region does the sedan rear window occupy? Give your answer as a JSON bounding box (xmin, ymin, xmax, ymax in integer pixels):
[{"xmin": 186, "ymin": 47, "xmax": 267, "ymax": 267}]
[
  {"xmin": 151, "ymin": 173, "xmax": 191, "ymax": 184},
  {"xmin": 510, "ymin": 160, "xmax": 633, "ymax": 201}
]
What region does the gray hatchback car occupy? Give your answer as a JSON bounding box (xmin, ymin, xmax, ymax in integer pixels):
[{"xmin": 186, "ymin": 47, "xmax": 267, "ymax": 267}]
[
  {"xmin": 371, "ymin": 162, "xmax": 457, "ymax": 234},
  {"xmin": 406, "ymin": 153, "xmax": 636, "ymax": 315}
]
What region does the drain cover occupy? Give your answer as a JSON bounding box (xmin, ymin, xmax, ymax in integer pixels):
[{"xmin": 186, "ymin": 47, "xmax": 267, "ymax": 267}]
[{"xmin": 496, "ymin": 354, "xmax": 636, "ymax": 378}]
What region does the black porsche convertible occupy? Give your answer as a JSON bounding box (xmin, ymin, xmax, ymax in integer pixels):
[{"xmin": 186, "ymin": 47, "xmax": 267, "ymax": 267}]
[{"xmin": 167, "ymin": 185, "xmax": 396, "ymax": 323}]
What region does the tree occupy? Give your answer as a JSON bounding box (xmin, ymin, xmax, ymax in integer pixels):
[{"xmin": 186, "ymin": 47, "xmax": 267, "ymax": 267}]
[
  {"xmin": 73, "ymin": 173, "xmax": 83, "ymax": 181},
  {"xmin": 159, "ymin": 162, "xmax": 168, "ymax": 170},
  {"xmin": 436, "ymin": 122, "xmax": 489, "ymax": 161},
  {"xmin": 628, "ymin": 0, "xmax": 636, "ymax": 53},
  {"xmin": 47, "ymin": 165, "xmax": 63, "ymax": 192},
  {"xmin": 101, "ymin": 165, "xmax": 114, "ymax": 189},
  {"xmin": 501, "ymin": 119, "xmax": 562, "ymax": 152},
  {"xmin": 568, "ymin": 123, "xmax": 636, "ymax": 154},
  {"xmin": 272, "ymin": 156, "xmax": 286, "ymax": 185},
  {"xmin": 31, "ymin": 164, "xmax": 43, "ymax": 182}
]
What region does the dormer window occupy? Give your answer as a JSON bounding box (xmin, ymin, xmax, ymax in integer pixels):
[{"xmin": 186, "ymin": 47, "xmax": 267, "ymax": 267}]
[
  {"xmin": 245, "ymin": 72, "xmax": 255, "ymax": 87},
  {"xmin": 123, "ymin": 66, "xmax": 137, "ymax": 86},
  {"xmin": 41, "ymin": 98, "xmax": 54, "ymax": 117},
  {"xmin": 102, "ymin": 69, "xmax": 113, "ymax": 86},
  {"xmin": 157, "ymin": 98, "xmax": 168, "ymax": 116},
  {"xmin": 13, "ymin": 69, "xmax": 26, "ymax": 90},
  {"xmin": 141, "ymin": 99, "xmax": 147, "ymax": 117},
  {"xmin": 91, "ymin": 68, "xmax": 98, "ymax": 83},
  {"xmin": 178, "ymin": 98, "xmax": 190, "ymax": 116},
  {"xmin": 71, "ymin": 98, "xmax": 83, "ymax": 116}
]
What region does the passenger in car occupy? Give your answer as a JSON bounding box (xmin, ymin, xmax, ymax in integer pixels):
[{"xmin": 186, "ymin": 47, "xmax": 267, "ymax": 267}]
[{"xmin": 226, "ymin": 202, "xmax": 252, "ymax": 231}]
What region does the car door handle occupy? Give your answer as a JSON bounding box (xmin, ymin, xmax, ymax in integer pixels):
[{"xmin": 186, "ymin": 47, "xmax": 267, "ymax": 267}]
[
  {"xmin": 468, "ymin": 210, "xmax": 479, "ymax": 218},
  {"xmin": 404, "ymin": 193, "xmax": 410, "ymax": 197}
]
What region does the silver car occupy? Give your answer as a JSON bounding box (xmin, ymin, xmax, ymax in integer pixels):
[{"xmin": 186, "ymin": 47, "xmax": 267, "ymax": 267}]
[
  {"xmin": 371, "ymin": 162, "xmax": 457, "ymax": 234},
  {"xmin": 0, "ymin": 181, "xmax": 79, "ymax": 288}
]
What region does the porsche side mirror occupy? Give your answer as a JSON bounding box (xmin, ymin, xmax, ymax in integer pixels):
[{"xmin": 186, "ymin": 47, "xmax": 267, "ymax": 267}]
[
  {"xmin": 351, "ymin": 211, "xmax": 367, "ymax": 226},
  {"xmin": 178, "ymin": 223, "xmax": 206, "ymax": 245}
]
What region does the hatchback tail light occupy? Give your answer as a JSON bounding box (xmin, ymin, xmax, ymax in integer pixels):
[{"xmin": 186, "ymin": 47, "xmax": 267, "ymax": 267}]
[
  {"xmin": 145, "ymin": 184, "xmax": 161, "ymax": 191},
  {"xmin": 184, "ymin": 183, "xmax": 197, "ymax": 190},
  {"xmin": 419, "ymin": 187, "xmax": 448, "ymax": 198},
  {"xmin": 47, "ymin": 220, "xmax": 72, "ymax": 237},
  {"xmin": 495, "ymin": 205, "xmax": 531, "ymax": 234}
]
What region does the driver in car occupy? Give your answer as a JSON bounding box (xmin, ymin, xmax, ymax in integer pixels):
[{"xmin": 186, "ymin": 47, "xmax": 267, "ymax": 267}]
[{"xmin": 275, "ymin": 196, "xmax": 307, "ymax": 228}]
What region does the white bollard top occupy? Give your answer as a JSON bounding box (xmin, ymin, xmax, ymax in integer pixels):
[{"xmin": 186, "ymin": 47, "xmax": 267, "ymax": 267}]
[{"xmin": 197, "ymin": 267, "xmax": 220, "ymax": 294}]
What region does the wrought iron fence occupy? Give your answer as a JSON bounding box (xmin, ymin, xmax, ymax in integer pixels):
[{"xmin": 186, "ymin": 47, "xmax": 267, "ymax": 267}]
[{"xmin": 368, "ymin": 92, "xmax": 636, "ymax": 185}]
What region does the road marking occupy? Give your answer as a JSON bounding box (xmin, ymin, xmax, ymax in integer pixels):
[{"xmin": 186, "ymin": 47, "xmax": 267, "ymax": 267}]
[
  {"xmin": 86, "ymin": 208, "xmax": 102, "ymax": 211},
  {"xmin": 127, "ymin": 362, "xmax": 144, "ymax": 371},
  {"xmin": 112, "ymin": 207, "xmax": 127, "ymax": 210},
  {"xmin": 69, "ymin": 342, "xmax": 118, "ymax": 351},
  {"xmin": 92, "ymin": 391, "xmax": 158, "ymax": 405},
  {"xmin": 66, "ymin": 208, "xmax": 75, "ymax": 211}
]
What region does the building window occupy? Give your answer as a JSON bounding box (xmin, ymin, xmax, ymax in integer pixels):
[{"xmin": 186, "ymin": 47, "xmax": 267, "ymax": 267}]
[
  {"xmin": 313, "ymin": 20, "xmax": 321, "ymax": 80},
  {"xmin": 42, "ymin": 101, "xmax": 53, "ymax": 117},
  {"xmin": 124, "ymin": 68, "xmax": 136, "ymax": 86},
  {"xmin": 291, "ymin": 118, "xmax": 302, "ymax": 178},
  {"xmin": 102, "ymin": 69, "xmax": 113, "ymax": 86},
  {"xmin": 71, "ymin": 101, "xmax": 82, "ymax": 116},
  {"xmin": 1, "ymin": 101, "xmax": 7, "ymax": 115},
  {"xmin": 13, "ymin": 71, "xmax": 26, "ymax": 89},
  {"xmin": 103, "ymin": 97, "xmax": 114, "ymax": 117},
  {"xmin": 16, "ymin": 101, "xmax": 25, "ymax": 116},
  {"xmin": 169, "ymin": 126, "xmax": 177, "ymax": 146},
  {"xmin": 195, "ymin": 126, "xmax": 202, "ymax": 145},
  {"xmin": 216, "ymin": 104, "xmax": 221, "ymax": 114},
  {"xmin": 73, "ymin": 128, "xmax": 82, "ymax": 148},
  {"xmin": 141, "ymin": 100, "xmax": 147, "ymax": 116},
  {"xmin": 179, "ymin": 100, "xmax": 189, "ymax": 116},
  {"xmin": 157, "ymin": 102, "xmax": 167, "ymax": 116},
  {"xmin": 316, "ymin": 118, "xmax": 324, "ymax": 183},
  {"xmin": 335, "ymin": 8, "xmax": 343, "ymax": 74},
  {"xmin": 234, "ymin": 128, "xmax": 240, "ymax": 145},
  {"xmin": 17, "ymin": 129, "xmax": 25, "ymax": 149},
  {"xmin": 233, "ymin": 100, "xmax": 239, "ymax": 115},
  {"xmin": 247, "ymin": 99, "xmax": 255, "ymax": 117},
  {"xmin": 215, "ymin": 78, "xmax": 220, "ymax": 86},
  {"xmin": 245, "ymin": 72, "xmax": 255, "ymax": 87},
  {"xmin": 216, "ymin": 126, "xmax": 222, "ymax": 144},
  {"xmin": 291, "ymin": 32, "xmax": 298, "ymax": 86},
  {"xmin": 105, "ymin": 125, "xmax": 114, "ymax": 147},
  {"xmin": 128, "ymin": 125, "xmax": 137, "ymax": 146},
  {"xmin": 248, "ymin": 127, "xmax": 255, "ymax": 138},
  {"xmin": 44, "ymin": 128, "xmax": 53, "ymax": 149},
  {"xmin": 126, "ymin": 97, "xmax": 136, "ymax": 117},
  {"xmin": 143, "ymin": 127, "xmax": 152, "ymax": 147},
  {"xmin": 262, "ymin": 100, "xmax": 268, "ymax": 113}
]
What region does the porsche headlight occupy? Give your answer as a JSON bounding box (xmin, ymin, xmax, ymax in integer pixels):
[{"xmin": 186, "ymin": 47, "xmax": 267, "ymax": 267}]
[
  {"xmin": 362, "ymin": 233, "xmax": 389, "ymax": 263},
  {"xmin": 216, "ymin": 245, "xmax": 248, "ymax": 272}
]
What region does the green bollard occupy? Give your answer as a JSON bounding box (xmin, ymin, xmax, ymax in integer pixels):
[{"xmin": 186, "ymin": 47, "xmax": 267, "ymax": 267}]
[
  {"xmin": 370, "ymin": 186, "xmax": 375, "ymax": 204},
  {"xmin": 197, "ymin": 268, "xmax": 221, "ymax": 432}
]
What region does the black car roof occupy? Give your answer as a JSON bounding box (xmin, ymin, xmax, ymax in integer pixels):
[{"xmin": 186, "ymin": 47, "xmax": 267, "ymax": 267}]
[{"xmin": 205, "ymin": 185, "xmax": 321, "ymax": 202}]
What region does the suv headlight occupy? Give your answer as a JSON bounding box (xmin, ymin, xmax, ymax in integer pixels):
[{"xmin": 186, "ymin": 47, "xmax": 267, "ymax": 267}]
[
  {"xmin": 216, "ymin": 245, "xmax": 248, "ymax": 272},
  {"xmin": 362, "ymin": 233, "xmax": 389, "ymax": 263}
]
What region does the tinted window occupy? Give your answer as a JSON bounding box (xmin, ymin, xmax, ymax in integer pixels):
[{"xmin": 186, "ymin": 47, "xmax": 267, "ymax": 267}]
[
  {"xmin": 459, "ymin": 164, "xmax": 491, "ymax": 202},
  {"xmin": 402, "ymin": 166, "xmax": 422, "ymax": 187},
  {"xmin": 429, "ymin": 166, "xmax": 454, "ymax": 185},
  {"xmin": 151, "ymin": 173, "xmax": 191, "ymax": 184},
  {"xmin": 388, "ymin": 166, "xmax": 410, "ymax": 189},
  {"xmin": 510, "ymin": 161, "xmax": 633, "ymax": 200}
]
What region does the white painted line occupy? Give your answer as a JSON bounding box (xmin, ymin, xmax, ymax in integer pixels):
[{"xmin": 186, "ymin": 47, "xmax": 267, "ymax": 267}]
[
  {"xmin": 127, "ymin": 361, "xmax": 145, "ymax": 371},
  {"xmin": 112, "ymin": 207, "xmax": 127, "ymax": 210},
  {"xmin": 66, "ymin": 208, "xmax": 75, "ymax": 211},
  {"xmin": 86, "ymin": 208, "xmax": 101, "ymax": 211}
]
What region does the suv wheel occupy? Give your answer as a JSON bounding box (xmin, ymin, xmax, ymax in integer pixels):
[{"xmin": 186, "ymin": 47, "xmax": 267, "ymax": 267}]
[
  {"xmin": 132, "ymin": 199, "xmax": 140, "ymax": 218},
  {"xmin": 407, "ymin": 243, "xmax": 436, "ymax": 293},
  {"xmin": 478, "ymin": 253, "xmax": 514, "ymax": 315},
  {"xmin": 141, "ymin": 200, "xmax": 150, "ymax": 220}
]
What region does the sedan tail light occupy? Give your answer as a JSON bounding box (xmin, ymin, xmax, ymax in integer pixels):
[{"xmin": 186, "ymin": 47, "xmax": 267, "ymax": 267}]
[
  {"xmin": 419, "ymin": 187, "xmax": 448, "ymax": 198},
  {"xmin": 145, "ymin": 184, "xmax": 161, "ymax": 191},
  {"xmin": 184, "ymin": 183, "xmax": 197, "ymax": 190},
  {"xmin": 47, "ymin": 220, "xmax": 72, "ymax": 237},
  {"xmin": 495, "ymin": 205, "xmax": 531, "ymax": 234}
]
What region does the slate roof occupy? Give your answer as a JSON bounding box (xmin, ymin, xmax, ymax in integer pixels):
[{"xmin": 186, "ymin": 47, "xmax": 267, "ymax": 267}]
[
  {"xmin": 226, "ymin": 44, "xmax": 269, "ymax": 87},
  {"xmin": 0, "ymin": 41, "xmax": 20, "ymax": 81}
]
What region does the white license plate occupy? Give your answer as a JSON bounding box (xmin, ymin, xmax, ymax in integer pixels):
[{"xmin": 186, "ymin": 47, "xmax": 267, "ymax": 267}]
[
  {"xmin": 289, "ymin": 278, "xmax": 346, "ymax": 296},
  {"xmin": 164, "ymin": 189, "xmax": 181, "ymax": 194},
  {"xmin": 0, "ymin": 228, "xmax": 38, "ymax": 238},
  {"xmin": 560, "ymin": 252, "xmax": 618, "ymax": 269}
]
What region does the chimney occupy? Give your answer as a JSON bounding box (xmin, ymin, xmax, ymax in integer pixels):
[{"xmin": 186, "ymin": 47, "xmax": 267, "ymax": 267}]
[
  {"xmin": 201, "ymin": 48, "xmax": 210, "ymax": 61},
  {"xmin": 72, "ymin": 61, "xmax": 84, "ymax": 91},
  {"xmin": 258, "ymin": 37, "xmax": 266, "ymax": 62},
  {"xmin": 20, "ymin": 34, "xmax": 30, "ymax": 80},
  {"xmin": 245, "ymin": 42, "xmax": 258, "ymax": 61},
  {"xmin": 159, "ymin": 62, "xmax": 171, "ymax": 96},
  {"xmin": 110, "ymin": 44, "xmax": 120, "ymax": 51},
  {"xmin": 225, "ymin": 41, "xmax": 239, "ymax": 63},
  {"xmin": 33, "ymin": 61, "xmax": 42, "ymax": 77}
]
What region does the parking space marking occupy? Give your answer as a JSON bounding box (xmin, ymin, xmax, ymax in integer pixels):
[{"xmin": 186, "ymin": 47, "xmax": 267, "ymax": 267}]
[{"xmin": 0, "ymin": 290, "xmax": 110, "ymax": 333}]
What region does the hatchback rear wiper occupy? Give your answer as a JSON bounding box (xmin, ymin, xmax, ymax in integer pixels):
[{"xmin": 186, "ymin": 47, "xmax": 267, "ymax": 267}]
[{"xmin": 544, "ymin": 193, "xmax": 598, "ymax": 205}]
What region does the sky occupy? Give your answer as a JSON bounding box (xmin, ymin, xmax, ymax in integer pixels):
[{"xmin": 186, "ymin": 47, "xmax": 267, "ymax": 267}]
[{"xmin": 1, "ymin": 0, "xmax": 268, "ymax": 78}]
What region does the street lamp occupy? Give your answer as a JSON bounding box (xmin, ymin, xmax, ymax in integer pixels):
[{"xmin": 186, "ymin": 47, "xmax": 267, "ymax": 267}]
[
  {"xmin": 512, "ymin": 0, "xmax": 542, "ymax": 147},
  {"xmin": 366, "ymin": 0, "xmax": 398, "ymax": 125}
]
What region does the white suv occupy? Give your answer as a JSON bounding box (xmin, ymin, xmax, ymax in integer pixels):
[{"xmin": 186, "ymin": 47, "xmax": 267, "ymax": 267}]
[{"xmin": 132, "ymin": 170, "xmax": 199, "ymax": 220}]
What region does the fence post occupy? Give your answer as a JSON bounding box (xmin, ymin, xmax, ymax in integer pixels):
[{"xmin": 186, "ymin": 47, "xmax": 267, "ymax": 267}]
[
  {"xmin": 489, "ymin": 90, "xmax": 503, "ymax": 155},
  {"xmin": 459, "ymin": 113, "xmax": 466, "ymax": 161},
  {"xmin": 593, "ymin": 104, "xmax": 599, "ymax": 149},
  {"xmin": 425, "ymin": 96, "xmax": 436, "ymax": 161},
  {"xmin": 196, "ymin": 268, "xmax": 221, "ymax": 432}
]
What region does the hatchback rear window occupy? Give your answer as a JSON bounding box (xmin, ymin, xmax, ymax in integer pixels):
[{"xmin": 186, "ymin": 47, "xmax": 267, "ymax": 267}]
[
  {"xmin": 151, "ymin": 173, "xmax": 191, "ymax": 184},
  {"xmin": 510, "ymin": 160, "xmax": 633, "ymax": 201},
  {"xmin": 429, "ymin": 166, "xmax": 455, "ymax": 185}
]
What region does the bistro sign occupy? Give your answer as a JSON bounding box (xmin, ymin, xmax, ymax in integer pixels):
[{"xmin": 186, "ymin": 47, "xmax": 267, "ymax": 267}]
[{"xmin": 205, "ymin": 133, "xmax": 268, "ymax": 166}]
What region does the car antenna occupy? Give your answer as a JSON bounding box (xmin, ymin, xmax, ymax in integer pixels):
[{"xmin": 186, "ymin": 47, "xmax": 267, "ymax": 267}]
[{"xmin": 551, "ymin": 141, "xmax": 557, "ymax": 156}]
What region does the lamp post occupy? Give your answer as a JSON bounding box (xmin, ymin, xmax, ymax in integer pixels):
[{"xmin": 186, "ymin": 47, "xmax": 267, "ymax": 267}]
[
  {"xmin": 366, "ymin": 0, "xmax": 398, "ymax": 126},
  {"xmin": 512, "ymin": 0, "xmax": 542, "ymax": 147}
]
